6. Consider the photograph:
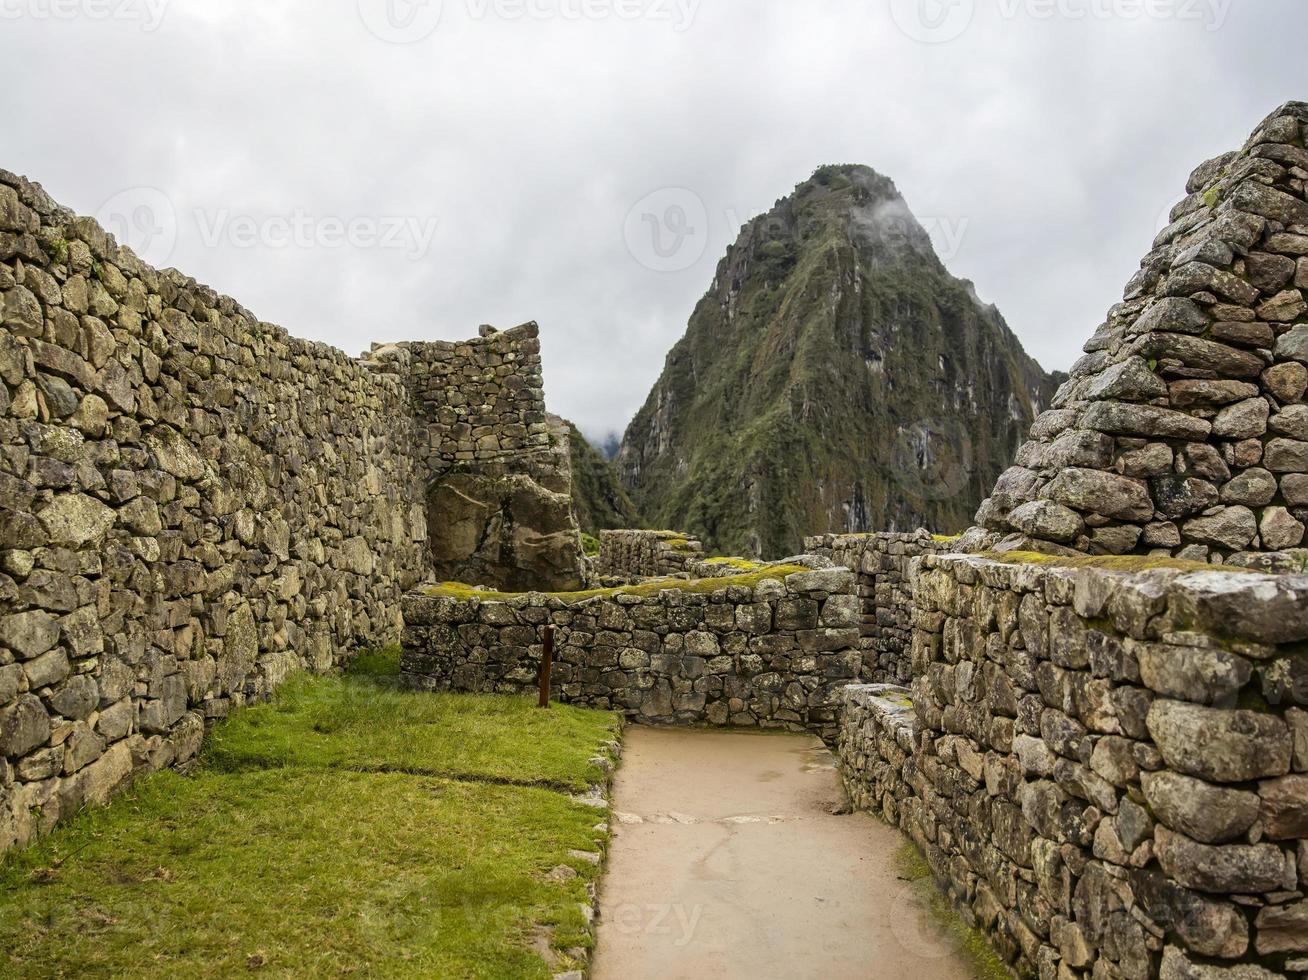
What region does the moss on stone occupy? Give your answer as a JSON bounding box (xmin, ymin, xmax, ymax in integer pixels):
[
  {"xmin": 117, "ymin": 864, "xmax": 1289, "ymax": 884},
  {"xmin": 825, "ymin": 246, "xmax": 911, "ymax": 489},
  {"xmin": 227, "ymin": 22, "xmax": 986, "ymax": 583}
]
[
  {"xmin": 973, "ymin": 551, "xmax": 1261, "ymax": 575},
  {"xmin": 895, "ymin": 843, "xmax": 1012, "ymax": 980},
  {"xmin": 930, "ymin": 533, "xmax": 960, "ymax": 543},
  {"xmin": 702, "ymin": 556, "xmax": 766, "ymax": 571},
  {"xmin": 422, "ymin": 564, "xmax": 812, "ymax": 605}
]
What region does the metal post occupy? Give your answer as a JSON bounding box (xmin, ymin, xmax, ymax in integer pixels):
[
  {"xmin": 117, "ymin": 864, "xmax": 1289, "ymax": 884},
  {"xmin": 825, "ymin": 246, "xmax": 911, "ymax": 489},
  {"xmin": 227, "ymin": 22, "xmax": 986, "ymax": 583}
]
[{"xmin": 537, "ymin": 624, "xmax": 555, "ymax": 708}]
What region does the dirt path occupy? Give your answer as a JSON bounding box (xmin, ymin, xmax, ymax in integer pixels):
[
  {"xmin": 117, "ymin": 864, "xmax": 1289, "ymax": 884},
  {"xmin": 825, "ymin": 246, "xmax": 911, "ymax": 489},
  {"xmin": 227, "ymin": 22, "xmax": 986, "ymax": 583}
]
[{"xmin": 592, "ymin": 727, "xmax": 978, "ymax": 980}]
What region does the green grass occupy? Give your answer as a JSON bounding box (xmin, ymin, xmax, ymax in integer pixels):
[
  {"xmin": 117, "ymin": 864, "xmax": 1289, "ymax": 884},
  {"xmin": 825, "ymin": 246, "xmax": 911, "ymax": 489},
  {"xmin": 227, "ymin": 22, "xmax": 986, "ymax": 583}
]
[
  {"xmin": 207, "ymin": 672, "xmax": 619, "ymax": 791},
  {"xmin": 0, "ymin": 663, "xmax": 622, "ymax": 978}
]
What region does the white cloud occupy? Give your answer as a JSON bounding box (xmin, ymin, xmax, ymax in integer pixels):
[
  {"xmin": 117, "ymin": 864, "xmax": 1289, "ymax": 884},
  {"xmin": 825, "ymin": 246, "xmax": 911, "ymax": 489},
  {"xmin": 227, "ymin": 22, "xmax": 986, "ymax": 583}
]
[{"xmin": 1, "ymin": 0, "xmax": 1301, "ymax": 439}]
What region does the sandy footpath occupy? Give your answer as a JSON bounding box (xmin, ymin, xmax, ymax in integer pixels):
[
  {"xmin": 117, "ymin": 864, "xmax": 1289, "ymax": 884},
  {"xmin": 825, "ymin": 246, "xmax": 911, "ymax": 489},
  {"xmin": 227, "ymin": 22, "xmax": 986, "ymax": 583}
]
[{"xmin": 591, "ymin": 726, "xmax": 977, "ymax": 980}]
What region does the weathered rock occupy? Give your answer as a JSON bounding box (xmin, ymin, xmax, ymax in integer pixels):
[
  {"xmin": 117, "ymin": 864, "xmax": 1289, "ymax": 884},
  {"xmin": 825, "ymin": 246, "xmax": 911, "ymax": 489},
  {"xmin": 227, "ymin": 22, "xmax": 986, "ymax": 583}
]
[
  {"xmin": 1155, "ymin": 827, "xmax": 1287, "ymax": 893},
  {"xmin": 1146, "ymin": 699, "xmax": 1291, "ymax": 782},
  {"xmin": 1047, "ymin": 468, "xmax": 1153, "ymax": 521},
  {"xmin": 1007, "ymin": 500, "xmax": 1085, "ymax": 543},
  {"xmin": 1141, "ymin": 770, "xmax": 1259, "ymax": 843},
  {"xmin": 1257, "ymin": 774, "xmax": 1308, "ymax": 840},
  {"xmin": 1260, "ymin": 506, "xmax": 1305, "ymax": 550},
  {"xmin": 1182, "ymin": 507, "xmax": 1257, "ymax": 551},
  {"xmin": 1254, "ymin": 901, "xmax": 1308, "ymax": 954}
]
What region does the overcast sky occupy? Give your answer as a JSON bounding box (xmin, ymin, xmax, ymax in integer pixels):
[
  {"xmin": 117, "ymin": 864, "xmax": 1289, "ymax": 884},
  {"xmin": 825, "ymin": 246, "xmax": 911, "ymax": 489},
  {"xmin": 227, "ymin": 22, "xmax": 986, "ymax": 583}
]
[{"xmin": 2, "ymin": 0, "xmax": 1302, "ymax": 440}]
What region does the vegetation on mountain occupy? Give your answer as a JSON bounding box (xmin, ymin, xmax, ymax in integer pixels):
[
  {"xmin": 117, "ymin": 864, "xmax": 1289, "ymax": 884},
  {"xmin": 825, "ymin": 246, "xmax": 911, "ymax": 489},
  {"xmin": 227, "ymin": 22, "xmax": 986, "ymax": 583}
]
[{"xmin": 618, "ymin": 165, "xmax": 1062, "ymax": 557}]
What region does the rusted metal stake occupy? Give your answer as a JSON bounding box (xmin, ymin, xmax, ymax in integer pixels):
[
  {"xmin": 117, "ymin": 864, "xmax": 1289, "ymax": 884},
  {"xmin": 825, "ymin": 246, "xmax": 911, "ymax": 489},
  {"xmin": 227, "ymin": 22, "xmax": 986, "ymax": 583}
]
[{"xmin": 537, "ymin": 625, "xmax": 555, "ymax": 708}]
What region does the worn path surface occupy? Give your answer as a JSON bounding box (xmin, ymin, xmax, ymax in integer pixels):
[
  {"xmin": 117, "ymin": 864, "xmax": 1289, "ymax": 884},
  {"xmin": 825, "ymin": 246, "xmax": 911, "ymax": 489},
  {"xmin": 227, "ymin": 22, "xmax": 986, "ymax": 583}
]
[{"xmin": 592, "ymin": 727, "xmax": 977, "ymax": 980}]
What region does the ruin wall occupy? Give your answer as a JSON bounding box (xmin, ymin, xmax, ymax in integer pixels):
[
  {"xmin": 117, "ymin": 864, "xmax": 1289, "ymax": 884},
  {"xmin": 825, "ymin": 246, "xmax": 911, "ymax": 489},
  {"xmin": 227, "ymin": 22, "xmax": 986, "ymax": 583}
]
[
  {"xmin": 840, "ymin": 553, "xmax": 1308, "ymax": 979},
  {"xmin": 400, "ymin": 565, "xmax": 862, "ymax": 741}
]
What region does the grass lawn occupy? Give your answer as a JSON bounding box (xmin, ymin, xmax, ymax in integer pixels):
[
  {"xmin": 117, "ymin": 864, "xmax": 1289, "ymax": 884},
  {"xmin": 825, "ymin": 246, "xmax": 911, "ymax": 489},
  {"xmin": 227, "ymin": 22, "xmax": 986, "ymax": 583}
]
[{"xmin": 0, "ymin": 649, "xmax": 622, "ymax": 979}]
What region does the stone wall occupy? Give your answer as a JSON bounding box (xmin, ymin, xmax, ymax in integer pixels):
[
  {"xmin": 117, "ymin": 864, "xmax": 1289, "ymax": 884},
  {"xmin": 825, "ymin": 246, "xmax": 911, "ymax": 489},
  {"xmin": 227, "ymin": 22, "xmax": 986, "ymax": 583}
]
[
  {"xmin": 805, "ymin": 530, "xmax": 948, "ymax": 684},
  {"xmin": 840, "ymin": 552, "xmax": 1308, "ymax": 979},
  {"xmin": 596, "ymin": 529, "xmax": 704, "ymax": 580},
  {"xmin": 0, "ymin": 172, "xmax": 578, "ymax": 854},
  {"xmin": 390, "ymin": 322, "xmax": 550, "ymax": 474},
  {"xmin": 383, "ymin": 323, "xmax": 585, "ymax": 592},
  {"xmin": 977, "ymin": 101, "xmax": 1308, "ymax": 564},
  {"xmin": 400, "ymin": 564, "xmax": 862, "ymax": 741}
]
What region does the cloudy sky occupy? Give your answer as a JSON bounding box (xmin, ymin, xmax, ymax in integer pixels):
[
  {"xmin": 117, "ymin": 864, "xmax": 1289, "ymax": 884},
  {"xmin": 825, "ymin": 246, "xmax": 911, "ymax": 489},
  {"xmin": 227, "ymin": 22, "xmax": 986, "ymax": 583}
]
[{"xmin": 2, "ymin": 0, "xmax": 1301, "ymax": 441}]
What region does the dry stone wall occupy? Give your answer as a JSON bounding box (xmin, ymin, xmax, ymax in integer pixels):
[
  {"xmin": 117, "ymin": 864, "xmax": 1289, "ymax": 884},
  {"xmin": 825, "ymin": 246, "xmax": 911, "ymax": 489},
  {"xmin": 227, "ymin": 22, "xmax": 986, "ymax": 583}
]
[
  {"xmin": 841, "ymin": 552, "xmax": 1308, "ymax": 979},
  {"xmin": 805, "ymin": 530, "xmax": 949, "ymax": 684},
  {"xmin": 977, "ymin": 101, "xmax": 1308, "ymax": 564},
  {"xmin": 383, "ymin": 323, "xmax": 586, "ymax": 592},
  {"xmin": 595, "ymin": 529, "xmax": 705, "ymax": 580},
  {"xmin": 0, "ymin": 171, "xmax": 560, "ymax": 854},
  {"xmin": 400, "ymin": 565, "xmax": 862, "ymax": 741}
]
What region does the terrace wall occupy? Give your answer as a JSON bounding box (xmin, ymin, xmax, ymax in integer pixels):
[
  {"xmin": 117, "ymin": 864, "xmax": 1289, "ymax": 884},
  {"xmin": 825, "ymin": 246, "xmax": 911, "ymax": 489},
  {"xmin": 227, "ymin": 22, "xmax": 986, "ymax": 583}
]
[
  {"xmin": 400, "ymin": 565, "xmax": 862, "ymax": 741},
  {"xmin": 804, "ymin": 530, "xmax": 948, "ymax": 684},
  {"xmin": 838, "ymin": 553, "xmax": 1308, "ymax": 979}
]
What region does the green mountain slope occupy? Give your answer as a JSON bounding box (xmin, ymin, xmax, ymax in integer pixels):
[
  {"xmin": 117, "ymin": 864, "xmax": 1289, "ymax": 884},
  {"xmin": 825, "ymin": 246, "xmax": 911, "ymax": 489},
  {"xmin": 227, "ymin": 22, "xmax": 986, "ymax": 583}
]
[
  {"xmin": 565, "ymin": 420, "xmax": 644, "ymax": 534},
  {"xmin": 617, "ymin": 165, "xmax": 1063, "ymax": 558}
]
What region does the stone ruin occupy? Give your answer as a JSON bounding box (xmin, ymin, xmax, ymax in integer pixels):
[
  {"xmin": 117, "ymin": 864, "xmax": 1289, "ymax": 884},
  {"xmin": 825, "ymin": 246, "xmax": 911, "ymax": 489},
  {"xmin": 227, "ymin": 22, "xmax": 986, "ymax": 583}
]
[
  {"xmin": 978, "ymin": 101, "xmax": 1308, "ymax": 567},
  {"xmin": 3, "ymin": 102, "xmax": 1308, "ymax": 979},
  {"xmin": 401, "ymin": 103, "xmax": 1308, "ymax": 980},
  {"xmin": 0, "ymin": 168, "xmax": 586, "ymax": 853}
]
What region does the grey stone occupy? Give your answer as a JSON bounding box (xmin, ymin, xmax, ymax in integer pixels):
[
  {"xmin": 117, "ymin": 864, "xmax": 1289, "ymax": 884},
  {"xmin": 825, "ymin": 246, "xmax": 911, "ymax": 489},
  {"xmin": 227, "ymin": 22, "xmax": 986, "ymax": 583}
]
[
  {"xmin": 1219, "ymin": 469, "xmax": 1277, "ymax": 506},
  {"xmin": 1007, "ymin": 500, "xmax": 1084, "ymax": 543},
  {"xmin": 1155, "ymin": 826, "xmax": 1289, "ymax": 894},
  {"xmin": 1182, "ymin": 506, "xmax": 1257, "ymax": 551},
  {"xmin": 1141, "ymin": 770, "xmax": 1259, "ymax": 843},
  {"xmin": 0, "ymin": 610, "xmax": 59, "ymax": 658},
  {"xmin": 1047, "ymin": 468, "xmax": 1153, "ymax": 521},
  {"xmin": 1265, "ymin": 438, "xmax": 1308, "ymax": 473},
  {"xmin": 1212, "ymin": 398, "xmax": 1269, "ymax": 439},
  {"xmin": 1146, "ymin": 699, "xmax": 1291, "ymax": 782},
  {"xmin": 0, "ymin": 694, "xmax": 50, "ymax": 757},
  {"xmin": 1260, "ymin": 506, "xmax": 1305, "ymax": 550},
  {"xmin": 1081, "ymin": 400, "xmax": 1212, "ymax": 440}
]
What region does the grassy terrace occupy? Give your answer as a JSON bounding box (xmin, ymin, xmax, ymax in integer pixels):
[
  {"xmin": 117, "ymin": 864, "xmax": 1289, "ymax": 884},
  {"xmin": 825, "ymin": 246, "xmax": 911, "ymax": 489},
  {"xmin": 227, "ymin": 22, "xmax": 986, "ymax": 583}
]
[
  {"xmin": 0, "ymin": 650, "xmax": 621, "ymax": 978},
  {"xmin": 422, "ymin": 563, "xmax": 811, "ymax": 604}
]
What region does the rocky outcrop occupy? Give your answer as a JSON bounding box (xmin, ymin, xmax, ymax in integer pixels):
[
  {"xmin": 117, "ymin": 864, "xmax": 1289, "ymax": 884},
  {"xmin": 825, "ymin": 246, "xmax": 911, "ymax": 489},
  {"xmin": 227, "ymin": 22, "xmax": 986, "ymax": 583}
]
[
  {"xmin": 977, "ymin": 102, "xmax": 1308, "ymax": 563},
  {"xmin": 618, "ymin": 164, "xmax": 1061, "ymax": 558},
  {"xmin": 426, "ymin": 416, "xmax": 586, "ymax": 592},
  {"xmin": 564, "ymin": 419, "xmax": 643, "ymax": 534},
  {"xmin": 384, "ymin": 322, "xmax": 587, "ymax": 591}
]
